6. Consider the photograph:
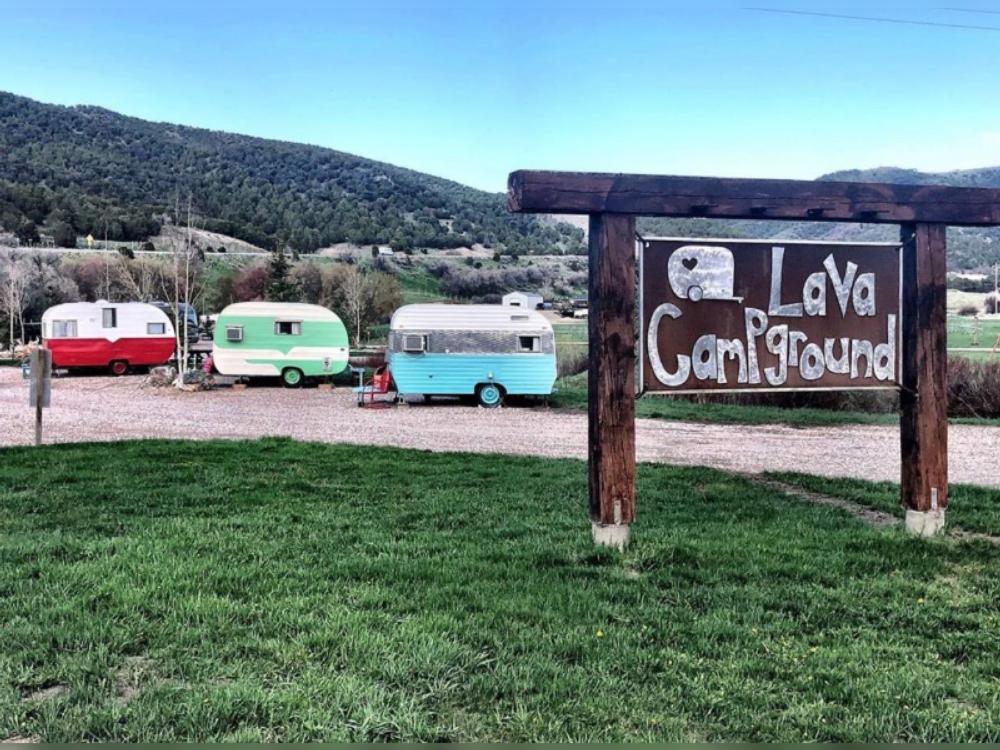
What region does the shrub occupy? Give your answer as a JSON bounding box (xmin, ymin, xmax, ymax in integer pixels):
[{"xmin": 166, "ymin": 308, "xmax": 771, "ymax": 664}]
[
  {"xmin": 958, "ymin": 304, "xmax": 979, "ymax": 316},
  {"xmin": 234, "ymin": 264, "xmax": 269, "ymax": 301},
  {"xmin": 985, "ymin": 293, "xmax": 999, "ymax": 315},
  {"xmin": 700, "ymin": 388, "xmax": 899, "ymax": 414},
  {"xmin": 557, "ymin": 348, "xmax": 588, "ymax": 378},
  {"xmin": 948, "ymin": 358, "xmax": 1000, "ymax": 418}
]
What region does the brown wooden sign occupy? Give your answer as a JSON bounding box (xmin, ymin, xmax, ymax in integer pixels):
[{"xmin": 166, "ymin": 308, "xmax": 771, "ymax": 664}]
[
  {"xmin": 508, "ymin": 170, "xmax": 990, "ymax": 541},
  {"xmin": 640, "ymin": 238, "xmax": 901, "ymax": 393}
]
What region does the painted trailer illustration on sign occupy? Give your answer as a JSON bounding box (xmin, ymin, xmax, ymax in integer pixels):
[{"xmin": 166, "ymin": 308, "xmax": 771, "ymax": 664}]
[
  {"xmin": 667, "ymin": 245, "xmax": 743, "ymax": 302},
  {"xmin": 212, "ymin": 302, "xmax": 349, "ymax": 387},
  {"xmin": 388, "ymin": 303, "xmax": 557, "ymax": 407},
  {"xmin": 41, "ymin": 301, "xmax": 175, "ymax": 375}
]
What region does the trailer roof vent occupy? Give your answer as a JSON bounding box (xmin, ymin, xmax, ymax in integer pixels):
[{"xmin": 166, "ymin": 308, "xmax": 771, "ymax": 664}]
[{"xmin": 226, "ymin": 325, "xmax": 244, "ymax": 343}]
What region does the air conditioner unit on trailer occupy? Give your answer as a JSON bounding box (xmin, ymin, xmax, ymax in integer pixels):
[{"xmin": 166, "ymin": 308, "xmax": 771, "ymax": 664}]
[{"xmin": 402, "ymin": 334, "xmax": 425, "ymax": 352}]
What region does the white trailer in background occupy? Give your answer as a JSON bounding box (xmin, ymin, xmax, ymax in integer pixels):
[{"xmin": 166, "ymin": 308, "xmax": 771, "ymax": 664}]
[{"xmin": 502, "ymin": 291, "xmax": 544, "ymax": 309}]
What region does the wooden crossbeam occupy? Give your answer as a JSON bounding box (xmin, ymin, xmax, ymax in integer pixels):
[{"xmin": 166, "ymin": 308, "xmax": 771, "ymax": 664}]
[{"xmin": 508, "ymin": 170, "xmax": 1000, "ymax": 227}]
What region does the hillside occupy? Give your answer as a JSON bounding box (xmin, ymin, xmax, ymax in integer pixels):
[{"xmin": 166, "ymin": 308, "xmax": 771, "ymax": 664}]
[
  {"xmin": 638, "ymin": 167, "xmax": 1000, "ymax": 271},
  {"xmin": 0, "ymin": 91, "xmax": 585, "ymax": 255}
]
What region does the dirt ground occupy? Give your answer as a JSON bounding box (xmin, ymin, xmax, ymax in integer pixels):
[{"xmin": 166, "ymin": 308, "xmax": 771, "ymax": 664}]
[{"xmin": 1, "ymin": 368, "xmax": 998, "ymax": 488}]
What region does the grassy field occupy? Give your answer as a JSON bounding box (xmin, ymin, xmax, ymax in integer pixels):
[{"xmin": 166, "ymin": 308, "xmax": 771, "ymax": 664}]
[
  {"xmin": 947, "ymin": 289, "xmax": 991, "ymax": 314},
  {"xmin": 948, "ymin": 315, "xmax": 1000, "ymax": 361},
  {"xmin": 553, "ymin": 322, "xmax": 588, "ymax": 346},
  {"xmin": 395, "ymin": 264, "xmax": 447, "ymax": 304},
  {"xmin": 768, "ymin": 473, "xmax": 1000, "ymax": 537},
  {"xmin": 3, "ymin": 439, "xmax": 1000, "ymax": 742}
]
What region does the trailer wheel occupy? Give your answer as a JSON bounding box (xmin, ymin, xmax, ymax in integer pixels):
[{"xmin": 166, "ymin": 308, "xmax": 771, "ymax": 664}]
[
  {"xmin": 281, "ymin": 367, "xmax": 304, "ymax": 388},
  {"xmin": 477, "ymin": 383, "xmax": 504, "ymax": 408},
  {"xmin": 109, "ymin": 360, "xmax": 129, "ymax": 376}
]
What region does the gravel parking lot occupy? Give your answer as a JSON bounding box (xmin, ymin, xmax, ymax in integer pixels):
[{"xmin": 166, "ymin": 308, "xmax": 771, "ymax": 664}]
[{"xmin": 1, "ymin": 368, "xmax": 998, "ymax": 488}]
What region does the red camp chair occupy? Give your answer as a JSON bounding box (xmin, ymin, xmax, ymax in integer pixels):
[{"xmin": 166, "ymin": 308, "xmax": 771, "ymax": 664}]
[{"xmin": 354, "ymin": 365, "xmax": 396, "ymax": 409}]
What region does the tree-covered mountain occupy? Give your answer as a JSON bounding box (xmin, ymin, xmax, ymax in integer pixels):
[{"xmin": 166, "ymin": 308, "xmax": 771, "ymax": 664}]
[
  {"xmin": 0, "ymin": 91, "xmax": 585, "ymax": 255},
  {"xmin": 639, "ymin": 166, "xmax": 1000, "ymax": 271}
]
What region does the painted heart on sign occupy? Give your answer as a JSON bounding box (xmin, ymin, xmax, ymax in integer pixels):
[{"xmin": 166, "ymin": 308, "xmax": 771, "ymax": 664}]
[{"xmin": 682, "ymin": 256, "xmax": 698, "ymax": 271}]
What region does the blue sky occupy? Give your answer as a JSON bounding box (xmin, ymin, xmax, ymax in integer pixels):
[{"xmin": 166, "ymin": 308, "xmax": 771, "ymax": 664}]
[{"xmin": 1, "ymin": 0, "xmax": 999, "ymax": 191}]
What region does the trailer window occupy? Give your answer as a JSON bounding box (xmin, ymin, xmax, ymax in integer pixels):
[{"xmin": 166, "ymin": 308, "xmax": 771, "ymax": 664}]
[
  {"xmin": 147, "ymin": 322, "xmax": 166, "ymax": 335},
  {"xmin": 226, "ymin": 326, "xmax": 244, "ymax": 343},
  {"xmin": 51, "ymin": 320, "xmax": 77, "ymax": 338},
  {"xmin": 102, "ymin": 308, "xmax": 117, "ymax": 328},
  {"xmin": 519, "ymin": 335, "xmax": 541, "ymax": 353},
  {"xmin": 274, "ymin": 321, "xmax": 302, "ymax": 336}
]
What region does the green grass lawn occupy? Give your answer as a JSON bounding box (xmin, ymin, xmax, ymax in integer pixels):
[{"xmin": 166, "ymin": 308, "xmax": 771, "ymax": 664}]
[
  {"xmin": 767, "ymin": 473, "xmax": 1000, "ymax": 537},
  {"xmin": 2, "ymin": 439, "xmax": 1000, "ymax": 741},
  {"xmin": 553, "ymin": 322, "xmax": 588, "ymax": 345},
  {"xmin": 947, "ymin": 315, "xmax": 1000, "ymax": 362},
  {"xmin": 947, "ymin": 316, "xmax": 1000, "ymax": 350}
]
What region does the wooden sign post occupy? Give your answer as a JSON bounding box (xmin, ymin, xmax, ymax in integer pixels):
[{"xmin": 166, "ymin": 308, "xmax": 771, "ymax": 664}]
[
  {"xmin": 28, "ymin": 348, "xmax": 52, "ymax": 446},
  {"xmin": 509, "ymin": 171, "xmax": 1000, "ymax": 544},
  {"xmin": 588, "ymin": 214, "xmax": 636, "ymax": 548}
]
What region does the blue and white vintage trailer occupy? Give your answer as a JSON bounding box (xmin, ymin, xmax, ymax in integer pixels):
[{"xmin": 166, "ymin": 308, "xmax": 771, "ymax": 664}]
[{"xmin": 387, "ymin": 304, "xmax": 557, "ymax": 407}]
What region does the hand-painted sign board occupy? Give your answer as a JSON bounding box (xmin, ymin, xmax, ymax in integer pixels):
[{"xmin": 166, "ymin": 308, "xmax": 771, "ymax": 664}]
[{"xmin": 639, "ymin": 238, "xmax": 901, "ymax": 393}]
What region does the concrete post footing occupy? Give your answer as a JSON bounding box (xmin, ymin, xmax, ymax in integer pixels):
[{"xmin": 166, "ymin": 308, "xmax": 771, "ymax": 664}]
[
  {"xmin": 591, "ymin": 521, "xmax": 630, "ymax": 550},
  {"xmin": 905, "ymin": 509, "xmax": 946, "ymax": 537}
]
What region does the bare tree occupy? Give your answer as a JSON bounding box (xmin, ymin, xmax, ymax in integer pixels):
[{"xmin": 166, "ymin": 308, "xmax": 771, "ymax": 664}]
[
  {"xmin": 340, "ymin": 265, "xmax": 369, "ymax": 347},
  {"xmin": 338, "ymin": 266, "xmax": 402, "ymax": 347},
  {"xmin": 163, "ymin": 194, "xmax": 209, "ymax": 388},
  {"xmin": 0, "ymin": 251, "xmax": 30, "ymax": 352},
  {"xmin": 115, "ymin": 256, "xmax": 166, "ymax": 301}
]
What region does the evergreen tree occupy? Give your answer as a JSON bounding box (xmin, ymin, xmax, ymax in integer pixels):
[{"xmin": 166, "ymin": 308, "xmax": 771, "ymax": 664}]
[
  {"xmin": 267, "ymin": 247, "xmax": 296, "ymax": 301},
  {"xmin": 52, "ymin": 221, "xmax": 77, "ymax": 248}
]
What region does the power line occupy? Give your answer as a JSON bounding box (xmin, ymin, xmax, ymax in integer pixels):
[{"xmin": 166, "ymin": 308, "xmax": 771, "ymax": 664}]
[
  {"xmin": 939, "ymin": 7, "xmax": 1000, "ymax": 15},
  {"xmin": 745, "ymin": 7, "xmax": 1000, "ymax": 31}
]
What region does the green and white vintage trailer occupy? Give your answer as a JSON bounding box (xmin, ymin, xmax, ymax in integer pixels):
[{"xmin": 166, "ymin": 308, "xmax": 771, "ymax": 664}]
[
  {"xmin": 212, "ymin": 302, "xmax": 350, "ymax": 386},
  {"xmin": 388, "ymin": 303, "xmax": 557, "ymax": 407}
]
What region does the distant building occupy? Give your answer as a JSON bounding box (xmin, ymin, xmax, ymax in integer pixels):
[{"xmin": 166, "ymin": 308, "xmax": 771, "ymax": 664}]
[
  {"xmin": 502, "ymin": 291, "xmax": 544, "ymax": 309},
  {"xmin": 377, "ymin": 246, "xmax": 394, "ymax": 256}
]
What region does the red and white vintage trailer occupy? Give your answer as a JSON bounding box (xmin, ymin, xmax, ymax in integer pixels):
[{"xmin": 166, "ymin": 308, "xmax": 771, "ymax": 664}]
[{"xmin": 41, "ymin": 301, "xmax": 176, "ymax": 375}]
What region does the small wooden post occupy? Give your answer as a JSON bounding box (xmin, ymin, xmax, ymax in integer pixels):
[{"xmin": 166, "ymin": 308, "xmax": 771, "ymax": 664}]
[
  {"xmin": 899, "ymin": 222, "xmax": 948, "ymax": 535},
  {"xmin": 588, "ymin": 213, "xmax": 636, "ymax": 547},
  {"xmin": 32, "ymin": 349, "xmax": 46, "ymax": 446}
]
